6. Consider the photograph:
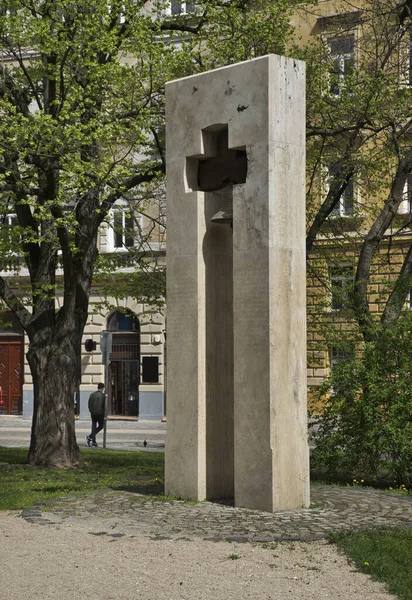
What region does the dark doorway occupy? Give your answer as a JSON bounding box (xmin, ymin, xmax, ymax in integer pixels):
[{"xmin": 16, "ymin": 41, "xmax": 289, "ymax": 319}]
[{"xmin": 107, "ymin": 312, "xmax": 140, "ymax": 417}]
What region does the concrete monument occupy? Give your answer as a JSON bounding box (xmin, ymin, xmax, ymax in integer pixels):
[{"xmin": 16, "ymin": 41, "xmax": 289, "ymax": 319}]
[{"xmin": 165, "ymin": 55, "xmax": 310, "ymax": 512}]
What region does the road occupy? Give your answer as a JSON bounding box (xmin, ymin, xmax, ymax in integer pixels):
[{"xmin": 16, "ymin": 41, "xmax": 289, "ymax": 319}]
[{"xmin": 0, "ymin": 417, "xmax": 166, "ymax": 451}]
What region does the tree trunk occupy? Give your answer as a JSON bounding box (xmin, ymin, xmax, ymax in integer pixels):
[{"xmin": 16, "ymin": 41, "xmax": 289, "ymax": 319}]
[{"xmin": 27, "ymin": 329, "xmax": 84, "ymax": 468}]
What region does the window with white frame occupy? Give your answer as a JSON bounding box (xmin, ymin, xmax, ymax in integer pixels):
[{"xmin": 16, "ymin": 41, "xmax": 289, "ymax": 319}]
[
  {"xmin": 1, "ymin": 213, "xmax": 18, "ymax": 239},
  {"xmin": 329, "ymin": 264, "xmax": 353, "ymax": 310},
  {"xmin": 328, "ymin": 35, "xmax": 355, "ymax": 96},
  {"xmin": 327, "ymin": 163, "xmax": 355, "ymax": 217},
  {"xmin": 170, "ymin": 0, "xmax": 195, "ymax": 15},
  {"xmin": 409, "ymin": 33, "xmax": 412, "ymax": 85},
  {"xmin": 398, "ymin": 174, "xmax": 412, "ymax": 214},
  {"xmin": 0, "ymin": 7, "xmax": 18, "ymax": 41},
  {"xmin": 106, "ymin": 206, "xmax": 138, "ymax": 252},
  {"xmin": 113, "ymin": 209, "xmax": 134, "ymax": 249},
  {"xmin": 328, "ymin": 345, "xmax": 353, "ymax": 397}
]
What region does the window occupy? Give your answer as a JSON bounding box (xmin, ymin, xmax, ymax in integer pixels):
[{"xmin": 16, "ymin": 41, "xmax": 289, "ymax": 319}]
[
  {"xmin": 111, "ymin": 209, "xmax": 134, "ymax": 250},
  {"xmin": 398, "ymin": 174, "xmax": 412, "ymax": 214},
  {"xmin": 328, "ymin": 35, "xmax": 355, "ymax": 95},
  {"xmin": 0, "ymin": 7, "xmax": 18, "ymax": 42},
  {"xmin": 329, "ymin": 346, "xmax": 350, "ymax": 370},
  {"xmin": 402, "ymin": 33, "xmax": 412, "ymax": 86},
  {"xmin": 327, "ymin": 163, "xmax": 354, "ymax": 217},
  {"xmin": 170, "ymin": 0, "xmax": 195, "ymax": 15},
  {"xmin": 409, "ymin": 34, "xmax": 412, "ymax": 86},
  {"xmin": 329, "ymin": 265, "xmax": 353, "ymax": 310},
  {"xmin": 105, "ymin": 203, "xmax": 144, "ymax": 253},
  {"xmin": 328, "ymin": 345, "xmax": 353, "ymax": 397},
  {"xmin": 142, "ymin": 356, "xmax": 159, "ymax": 383},
  {"xmin": 0, "ymin": 213, "xmax": 19, "ymax": 248},
  {"xmin": 107, "ymin": 311, "xmax": 140, "ymax": 332},
  {"xmin": 1, "ymin": 214, "xmax": 18, "ymax": 228}
]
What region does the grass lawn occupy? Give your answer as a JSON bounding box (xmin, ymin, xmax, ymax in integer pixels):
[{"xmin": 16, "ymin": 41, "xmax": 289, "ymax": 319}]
[
  {"xmin": 0, "ymin": 446, "xmax": 164, "ymax": 510},
  {"xmin": 331, "ymin": 529, "xmax": 412, "ymax": 600}
]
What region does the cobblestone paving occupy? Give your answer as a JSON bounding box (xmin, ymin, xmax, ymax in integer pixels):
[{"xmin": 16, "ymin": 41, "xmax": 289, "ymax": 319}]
[{"xmin": 22, "ymin": 485, "xmax": 412, "ymax": 542}]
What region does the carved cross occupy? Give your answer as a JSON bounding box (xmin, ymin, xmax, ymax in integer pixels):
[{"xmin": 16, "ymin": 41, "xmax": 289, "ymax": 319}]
[{"xmin": 187, "ymin": 127, "xmax": 247, "ymax": 193}]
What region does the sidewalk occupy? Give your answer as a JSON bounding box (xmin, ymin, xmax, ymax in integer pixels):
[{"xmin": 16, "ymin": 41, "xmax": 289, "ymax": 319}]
[{"xmin": 0, "ymin": 417, "xmax": 166, "ymax": 451}]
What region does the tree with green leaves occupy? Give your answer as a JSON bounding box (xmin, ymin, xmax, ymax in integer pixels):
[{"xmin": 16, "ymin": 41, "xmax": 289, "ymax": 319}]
[
  {"xmin": 0, "ymin": 0, "xmax": 191, "ymax": 467},
  {"xmin": 297, "ymin": 0, "xmax": 412, "ymax": 482},
  {"xmin": 0, "ymin": 0, "xmax": 301, "ymax": 467},
  {"xmin": 301, "ymin": 0, "xmax": 412, "ymax": 335}
]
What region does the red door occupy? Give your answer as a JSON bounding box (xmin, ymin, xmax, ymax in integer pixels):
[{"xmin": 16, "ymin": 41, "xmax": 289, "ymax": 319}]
[{"xmin": 0, "ymin": 336, "xmax": 23, "ymax": 415}]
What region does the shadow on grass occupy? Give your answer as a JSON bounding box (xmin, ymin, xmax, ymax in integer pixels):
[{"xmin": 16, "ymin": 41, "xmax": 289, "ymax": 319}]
[
  {"xmin": 0, "ymin": 447, "xmax": 28, "ymax": 464},
  {"xmin": 0, "ymin": 446, "xmax": 166, "ymax": 510},
  {"xmin": 114, "ymin": 482, "xmax": 165, "ymax": 495}
]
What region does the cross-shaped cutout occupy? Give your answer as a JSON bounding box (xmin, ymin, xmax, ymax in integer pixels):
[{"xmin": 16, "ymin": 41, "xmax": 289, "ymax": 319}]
[{"xmin": 186, "ymin": 126, "xmax": 247, "ymax": 193}]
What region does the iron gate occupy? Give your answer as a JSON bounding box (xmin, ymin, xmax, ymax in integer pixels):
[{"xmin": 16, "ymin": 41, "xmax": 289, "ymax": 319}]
[{"xmin": 109, "ymin": 336, "xmax": 140, "ymax": 417}]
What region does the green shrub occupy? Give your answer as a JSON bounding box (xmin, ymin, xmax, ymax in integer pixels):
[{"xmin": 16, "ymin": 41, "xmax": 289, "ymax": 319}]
[{"xmin": 311, "ymin": 314, "xmax": 412, "ymax": 486}]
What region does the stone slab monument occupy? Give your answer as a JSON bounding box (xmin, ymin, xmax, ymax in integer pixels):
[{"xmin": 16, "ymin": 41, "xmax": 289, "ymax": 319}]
[{"xmin": 165, "ymin": 54, "xmax": 310, "ymax": 512}]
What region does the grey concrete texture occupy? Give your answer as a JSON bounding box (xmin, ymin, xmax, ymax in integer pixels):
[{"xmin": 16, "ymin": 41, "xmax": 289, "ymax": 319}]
[{"xmin": 166, "ymin": 54, "xmax": 309, "ymax": 512}]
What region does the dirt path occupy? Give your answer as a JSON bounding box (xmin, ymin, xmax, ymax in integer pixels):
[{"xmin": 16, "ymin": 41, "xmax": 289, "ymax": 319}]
[{"xmin": 0, "ymin": 511, "xmax": 395, "ymax": 600}]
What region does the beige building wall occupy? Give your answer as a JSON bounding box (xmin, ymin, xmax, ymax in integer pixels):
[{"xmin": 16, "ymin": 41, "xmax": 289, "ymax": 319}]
[{"xmin": 22, "ymin": 293, "xmax": 165, "ymax": 420}]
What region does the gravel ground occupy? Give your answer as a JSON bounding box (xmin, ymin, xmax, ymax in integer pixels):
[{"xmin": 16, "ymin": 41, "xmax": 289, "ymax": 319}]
[{"xmin": 0, "ymin": 511, "xmax": 396, "ymax": 600}]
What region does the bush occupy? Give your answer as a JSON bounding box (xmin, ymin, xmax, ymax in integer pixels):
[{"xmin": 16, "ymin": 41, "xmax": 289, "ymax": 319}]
[{"xmin": 311, "ymin": 314, "xmax": 412, "ymax": 486}]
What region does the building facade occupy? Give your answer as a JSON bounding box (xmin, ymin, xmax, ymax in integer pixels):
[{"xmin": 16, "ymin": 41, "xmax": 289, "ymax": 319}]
[
  {"xmin": 294, "ymin": 0, "xmax": 412, "ymax": 400},
  {"xmin": 0, "ymin": 216, "xmax": 166, "ymax": 421},
  {"xmin": 1, "ymin": 0, "xmax": 411, "ymax": 419}
]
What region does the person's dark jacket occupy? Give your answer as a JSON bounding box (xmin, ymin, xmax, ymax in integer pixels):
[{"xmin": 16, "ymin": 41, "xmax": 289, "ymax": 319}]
[{"xmin": 88, "ymin": 390, "xmax": 105, "ymax": 416}]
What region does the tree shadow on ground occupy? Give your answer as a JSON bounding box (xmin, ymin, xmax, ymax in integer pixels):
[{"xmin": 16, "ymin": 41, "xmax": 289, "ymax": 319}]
[
  {"xmin": 113, "ymin": 480, "xmax": 236, "ymax": 505},
  {"xmin": 113, "ymin": 479, "xmax": 165, "ymax": 496}
]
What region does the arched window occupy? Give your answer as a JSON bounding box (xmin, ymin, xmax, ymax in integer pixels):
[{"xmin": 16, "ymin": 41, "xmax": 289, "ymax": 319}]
[{"xmin": 107, "ymin": 311, "xmax": 140, "ymax": 332}]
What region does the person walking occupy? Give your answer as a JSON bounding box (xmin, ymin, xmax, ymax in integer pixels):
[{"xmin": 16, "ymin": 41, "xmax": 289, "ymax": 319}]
[{"xmin": 86, "ymin": 383, "xmax": 105, "ymax": 448}]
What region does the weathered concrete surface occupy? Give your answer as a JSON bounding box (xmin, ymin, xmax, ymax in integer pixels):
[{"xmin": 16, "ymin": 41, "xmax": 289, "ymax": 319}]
[{"xmin": 165, "ymin": 55, "xmax": 309, "ymax": 511}]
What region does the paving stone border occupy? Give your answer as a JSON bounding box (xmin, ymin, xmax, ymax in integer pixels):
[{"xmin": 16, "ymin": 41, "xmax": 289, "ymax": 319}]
[{"xmin": 21, "ymin": 485, "xmax": 412, "ymax": 542}]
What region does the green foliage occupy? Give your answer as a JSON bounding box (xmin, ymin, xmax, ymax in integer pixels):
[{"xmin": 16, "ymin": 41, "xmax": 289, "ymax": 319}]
[
  {"xmin": 0, "ymin": 0, "xmax": 304, "ymax": 465},
  {"xmin": 0, "ymin": 0, "xmax": 195, "ymax": 316},
  {"xmin": 0, "ymin": 0, "xmax": 305, "ymax": 308},
  {"xmin": 194, "ymin": 0, "xmax": 302, "ymax": 68},
  {"xmin": 0, "ymin": 446, "xmax": 164, "ymax": 510},
  {"xmin": 303, "ymin": 0, "xmax": 412, "ymax": 325},
  {"xmin": 331, "ymin": 529, "xmax": 412, "ymax": 600},
  {"xmin": 94, "ymin": 257, "xmax": 166, "ymax": 310},
  {"xmin": 311, "ymin": 313, "xmax": 412, "ymax": 485}
]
